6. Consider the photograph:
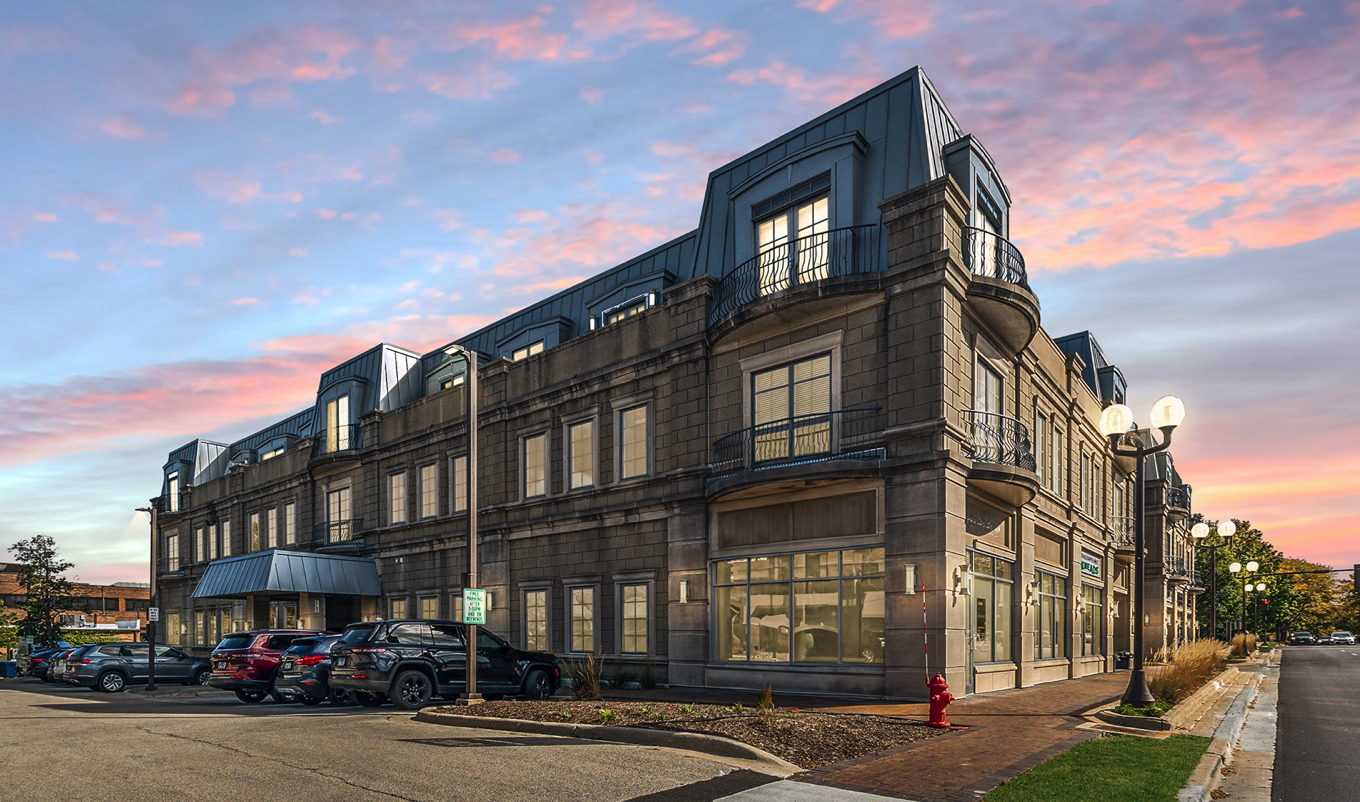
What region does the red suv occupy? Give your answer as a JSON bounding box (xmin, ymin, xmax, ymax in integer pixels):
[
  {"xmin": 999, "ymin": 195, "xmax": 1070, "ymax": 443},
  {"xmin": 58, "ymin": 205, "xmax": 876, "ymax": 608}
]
[{"xmin": 208, "ymin": 630, "xmax": 327, "ymax": 703}]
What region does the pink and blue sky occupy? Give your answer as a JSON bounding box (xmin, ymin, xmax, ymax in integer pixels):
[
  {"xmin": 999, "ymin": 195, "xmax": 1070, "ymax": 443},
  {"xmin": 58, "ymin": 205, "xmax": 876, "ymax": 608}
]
[{"xmin": 1, "ymin": 1, "xmax": 1356, "ymax": 583}]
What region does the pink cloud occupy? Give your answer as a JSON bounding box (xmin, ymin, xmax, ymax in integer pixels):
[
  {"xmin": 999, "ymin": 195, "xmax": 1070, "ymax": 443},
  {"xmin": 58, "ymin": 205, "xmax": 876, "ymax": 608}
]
[
  {"xmin": 231, "ymin": 297, "xmax": 260, "ymax": 306},
  {"xmin": 419, "ymin": 62, "xmax": 517, "ymax": 100},
  {"xmin": 310, "ymin": 109, "xmax": 343, "ymax": 124},
  {"xmin": 579, "ymin": 86, "xmax": 605, "ymax": 103},
  {"xmin": 98, "ymin": 114, "xmax": 153, "ymax": 140},
  {"xmin": 727, "ymin": 60, "xmax": 878, "ymax": 105},
  {"xmin": 448, "ymin": 11, "xmax": 571, "ymax": 61},
  {"xmin": 575, "ymin": 0, "xmax": 697, "ymax": 41},
  {"xmin": 491, "ymin": 148, "xmax": 522, "ymax": 164},
  {"xmin": 796, "ymin": 0, "xmax": 933, "ymax": 38},
  {"xmin": 64, "ymin": 194, "xmax": 202, "ymax": 248},
  {"xmin": 45, "ymin": 250, "xmax": 79, "ymax": 261},
  {"xmin": 672, "ymin": 28, "xmax": 749, "ymax": 66}
]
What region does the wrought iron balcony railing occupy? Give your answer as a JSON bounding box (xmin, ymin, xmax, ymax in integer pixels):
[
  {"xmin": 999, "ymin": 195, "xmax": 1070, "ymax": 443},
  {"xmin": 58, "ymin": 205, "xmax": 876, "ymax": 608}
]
[
  {"xmin": 313, "ymin": 518, "xmax": 364, "ymax": 546},
  {"xmin": 1113, "ymin": 516, "xmax": 1137, "ymax": 549},
  {"xmin": 1165, "ymin": 555, "xmax": 1192, "ymax": 582},
  {"xmin": 1189, "ymin": 570, "xmax": 1205, "ymax": 590},
  {"xmin": 312, "ymin": 424, "xmax": 363, "ymax": 458},
  {"xmin": 961, "ymin": 410, "xmax": 1037, "ymax": 472},
  {"xmin": 710, "ymin": 408, "xmax": 883, "ymax": 479},
  {"xmin": 1167, "ymin": 484, "xmax": 1192, "ymax": 512},
  {"xmin": 709, "ymin": 224, "xmax": 880, "ymax": 325},
  {"xmin": 962, "ymin": 227, "xmax": 1029, "ymax": 288}
]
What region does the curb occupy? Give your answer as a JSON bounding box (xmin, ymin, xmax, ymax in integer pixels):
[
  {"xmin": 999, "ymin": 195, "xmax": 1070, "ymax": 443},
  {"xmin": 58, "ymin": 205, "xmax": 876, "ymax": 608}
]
[
  {"xmin": 1177, "ymin": 673, "xmax": 1262, "ymax": 802},
  {"xmin": 412, "ymin": 709, "xmax": 800, "ymax": 772}
]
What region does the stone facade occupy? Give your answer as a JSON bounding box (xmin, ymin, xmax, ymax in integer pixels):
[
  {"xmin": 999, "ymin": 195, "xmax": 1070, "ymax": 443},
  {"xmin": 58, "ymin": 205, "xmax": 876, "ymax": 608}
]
[{"xmin": 150, "ymin": 66, "xmax": 1195, "ymax": 698}]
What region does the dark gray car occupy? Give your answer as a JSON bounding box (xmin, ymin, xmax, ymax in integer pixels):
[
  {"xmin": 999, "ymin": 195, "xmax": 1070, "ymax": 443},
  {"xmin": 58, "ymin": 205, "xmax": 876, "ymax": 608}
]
[{"xmin": 67, "ymin": 643, "xmax": 212, "ymax": 692}]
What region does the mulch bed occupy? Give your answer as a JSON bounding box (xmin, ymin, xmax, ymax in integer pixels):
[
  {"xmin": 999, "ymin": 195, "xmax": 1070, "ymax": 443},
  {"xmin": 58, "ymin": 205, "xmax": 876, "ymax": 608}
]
[{"xmin": 438, "ymin": 699, "xmax": 951, "ymax": 769}]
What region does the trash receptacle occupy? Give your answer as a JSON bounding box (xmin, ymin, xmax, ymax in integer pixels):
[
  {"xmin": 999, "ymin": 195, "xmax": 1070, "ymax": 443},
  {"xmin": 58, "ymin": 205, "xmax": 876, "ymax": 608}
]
[
  {"xmin": 0, "ymin": 661, "xmax": 16, "ymax": 678},
  {"xmin": 1115, "ymin": 652, "xmax": 1131, "ymax": 670}
]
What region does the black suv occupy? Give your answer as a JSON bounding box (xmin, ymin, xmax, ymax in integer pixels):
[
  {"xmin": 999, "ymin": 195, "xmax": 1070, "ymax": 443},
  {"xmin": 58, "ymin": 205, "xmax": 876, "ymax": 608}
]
[{"xmin": 329, "ymin": 620, "xmax": 561, "ymax": 710}]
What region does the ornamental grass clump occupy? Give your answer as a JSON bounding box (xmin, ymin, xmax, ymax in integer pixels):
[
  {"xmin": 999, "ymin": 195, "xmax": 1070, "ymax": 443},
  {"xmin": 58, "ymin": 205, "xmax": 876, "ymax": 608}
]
[
  {"xmin": 1147, "ymin": 640, "xmax": 1226, "ymax": 705},
  {"xmin": 1230, "ymin": 633, "xmax": 1257, "ymax": 657},
  {"xmin": 566, "ymin": 652, "xmax": 604, "ymax": 701}
]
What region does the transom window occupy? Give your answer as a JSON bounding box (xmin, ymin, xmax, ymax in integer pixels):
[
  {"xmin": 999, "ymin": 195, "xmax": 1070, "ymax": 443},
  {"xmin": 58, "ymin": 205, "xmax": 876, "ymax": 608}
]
[
  {"xmin": 752, "ymin": 354, "xmax": 832, "ymax": 462},
  {"xmin": 756, "ymin": 195, "xmax": 830, "ymax": 295},
  {"xmin": 714, "ymin": 547, "xmax": 884, "ymax": 665}
]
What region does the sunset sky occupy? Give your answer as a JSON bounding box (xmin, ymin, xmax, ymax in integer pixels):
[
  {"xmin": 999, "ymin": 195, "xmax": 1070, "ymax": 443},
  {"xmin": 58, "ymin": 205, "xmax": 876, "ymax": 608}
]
[{"xmin": 1, "ymin": 1, "xmax": 1356, "ymax": 584}]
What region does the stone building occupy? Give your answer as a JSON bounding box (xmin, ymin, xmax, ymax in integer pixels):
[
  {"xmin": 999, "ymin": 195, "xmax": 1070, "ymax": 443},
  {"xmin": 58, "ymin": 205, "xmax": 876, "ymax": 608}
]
[{"xmin": 150, "ymin": 66, "xmax": 1195, "ymax": 698}]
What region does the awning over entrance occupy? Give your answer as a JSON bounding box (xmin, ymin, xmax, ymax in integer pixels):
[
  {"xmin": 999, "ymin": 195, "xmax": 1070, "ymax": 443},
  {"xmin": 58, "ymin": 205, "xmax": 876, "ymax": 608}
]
[{"xmin": 191, "ymin": 550, "xmax": 381, "ymax": 599}]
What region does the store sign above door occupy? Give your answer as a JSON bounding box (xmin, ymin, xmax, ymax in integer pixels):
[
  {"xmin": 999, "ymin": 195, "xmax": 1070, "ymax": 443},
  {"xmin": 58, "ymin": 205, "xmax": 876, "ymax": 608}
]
[{"xmin": 1080, "ymin": 552, "xmax": 1101, "ymax": 578}]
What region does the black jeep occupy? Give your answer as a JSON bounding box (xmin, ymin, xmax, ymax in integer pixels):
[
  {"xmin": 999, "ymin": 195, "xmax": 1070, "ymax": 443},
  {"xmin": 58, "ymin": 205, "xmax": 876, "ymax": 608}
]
[{"xmin": 328, "ymin": 620, "xmax": 561, "ymax": 710}]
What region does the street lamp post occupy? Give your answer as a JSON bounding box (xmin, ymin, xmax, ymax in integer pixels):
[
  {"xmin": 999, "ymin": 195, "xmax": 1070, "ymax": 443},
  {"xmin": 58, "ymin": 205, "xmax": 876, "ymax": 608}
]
[
  {"xmin": 1228, "ymin": 560, "xmax": 1258, "ymax": 638},
  {"xmin": 444, "ymin": 346, "xmax": 481, "ymax": 706},
  {"xmin": 135, "ymin": 504, "xmax": 158, "ymax": 691},
  {"xmin": 1252, "ymin": 582, "xmax": 1266, "ymax": 635},
  {"xmin": 1191, "ymin": 521, "xmax": 1236, "ymax": 640},
  {"xmin": 1098, "ymin": 395, "xmax": 1186, "ymax": 708}
]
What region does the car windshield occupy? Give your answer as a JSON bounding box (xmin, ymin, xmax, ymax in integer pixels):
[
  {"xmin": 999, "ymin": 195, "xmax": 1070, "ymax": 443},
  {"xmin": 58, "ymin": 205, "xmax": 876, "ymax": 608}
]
[
  {"xmin": 215, "ymin": 635, "xmax": 255, "ymax": 651},
  {"xmin": 339, "ymin": 625, "xmax": 379, "ymax": 645}
]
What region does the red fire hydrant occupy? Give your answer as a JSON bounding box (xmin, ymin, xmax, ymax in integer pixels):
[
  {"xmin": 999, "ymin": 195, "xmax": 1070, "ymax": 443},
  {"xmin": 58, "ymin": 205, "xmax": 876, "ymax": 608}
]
[{"xmin": 927, "ymin": 673, "xmax": 954, "ymax": 728}]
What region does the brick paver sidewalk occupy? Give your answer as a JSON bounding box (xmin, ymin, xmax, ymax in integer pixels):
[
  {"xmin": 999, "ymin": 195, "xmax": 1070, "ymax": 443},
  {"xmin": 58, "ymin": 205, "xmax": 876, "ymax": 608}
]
[{"xmin": 798, "ymin": 672, "xmax": 1131, "ymax": 801}]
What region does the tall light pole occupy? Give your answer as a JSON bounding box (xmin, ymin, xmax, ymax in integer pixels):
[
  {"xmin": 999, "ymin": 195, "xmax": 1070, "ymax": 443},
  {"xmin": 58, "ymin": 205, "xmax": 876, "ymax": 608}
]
[
  {"xmin": 1252, "ymin": 581, "xmax": 1266, "ymax": 635},
  {"xmin": 1228, "ymin": 560, "xmax": 1258, "ymax": 638},
  {"xmin": 135, "ymin": 504, "xmax": 158, "ymax": 691},
  {"xmin": 444, "ymin": 346, "xmax": 481, "ymax": 706},
  {"xmin": 1098, "ymin": 395, "xmax": 1186, "ymax": 708},
  {"xmin": 1191, "ymin": 521, "xmax": 1236, "ymax": 640}
]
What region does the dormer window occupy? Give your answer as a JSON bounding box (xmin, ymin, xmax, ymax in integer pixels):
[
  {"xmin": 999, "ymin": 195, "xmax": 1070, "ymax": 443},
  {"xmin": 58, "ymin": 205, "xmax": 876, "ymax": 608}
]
[
  {"xmin": 591, "ymin": 292, "xmax": 658, "ymax": 330},
  {"xmin": 324, "ymin": 395, "xmax": 350, "ymax": 453},
  {"xmin": 440, "ymin": 374, "xmax": 465, "ymax": 391},
  {"xmin": 512, "ymin": 341, "xmax": 544, "ymax": 361},
  {"xmin": 166, "ymin": 472, "xmax": 179, "ymax": 512}
]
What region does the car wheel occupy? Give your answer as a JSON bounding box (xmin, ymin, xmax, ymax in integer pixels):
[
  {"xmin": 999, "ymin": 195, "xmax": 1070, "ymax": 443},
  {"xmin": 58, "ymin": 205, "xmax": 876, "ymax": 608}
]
[
  {"xmin": 355, "ymin": 691, "xmax": 386, "ymax": 708},
  {"xmin": 329, "ymin": 688, "xmax": 356, "ymax": 706},
  {"xmin": 98, "ymin": 672, "xmax": 127, "ymax": 693},
  {"xmin": 299, "ymin": 694, "xmax": 324, "ymax": 706},
  {"xmin": 271, "ymin": 689, "xmax": 298, "ymax": 704},
  {"xmin": 522, "ymin": 669, "xmax": 552, "ymax": 701},
  {"xmin": 190, "ymin": 668, "xmax": 211, "ymax": 686},
  {"xmin": 390, "ymin": 671, "xmax": 434, "ymax": 710},
  {"xmin": 234, "ymin": 688, "xmax": 269, "ymax": 704}
]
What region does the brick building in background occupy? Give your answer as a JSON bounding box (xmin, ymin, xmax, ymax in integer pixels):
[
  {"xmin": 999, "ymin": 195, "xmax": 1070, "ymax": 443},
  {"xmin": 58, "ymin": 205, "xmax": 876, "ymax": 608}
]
[
  {"xmin": 1, "ymin": 562, "xmax": 150, "ymax": 636},
  {"xmin": 150, "ymin": 66, "xmax": 1198, "ymax": 698}
]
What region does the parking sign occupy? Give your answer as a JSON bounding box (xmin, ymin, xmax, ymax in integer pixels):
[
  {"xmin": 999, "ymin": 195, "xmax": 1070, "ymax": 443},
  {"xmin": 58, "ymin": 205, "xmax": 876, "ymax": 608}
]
[
  {"xmin": 148, "ymin": 607, "xmax": 159, "ymax": 622},
  {"xmin": 462, "ymin": 588, "xmax": 486, "ymax": 625}
]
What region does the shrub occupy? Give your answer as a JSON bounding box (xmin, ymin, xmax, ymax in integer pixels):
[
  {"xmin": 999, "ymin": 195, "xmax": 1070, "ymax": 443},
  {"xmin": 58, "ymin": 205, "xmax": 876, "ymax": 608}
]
[
  {"xmin": 680, "ymin": 703, "xmax": 696, "ymax": 714},
  {"xmin": 566, "ymin": 653, "xmax": 604, "ymax": 701},
  {"xmin": 1230, "ymin": 633, "xmax": 1257, "ymax": 657},
  {"xmin": 1147, "ymin": 640, "xmax": 1226, "ymax": 704},
  {"xmin": 597, "ymin": 707, "xmax": 616, "ymax": 723},
  {"xmin": 641, "ymin": 654, "xmax": 660, "ymax": 690},
  {"xmin": 757, "ymin": 683, "xmax": 774, "ymax": 711}
]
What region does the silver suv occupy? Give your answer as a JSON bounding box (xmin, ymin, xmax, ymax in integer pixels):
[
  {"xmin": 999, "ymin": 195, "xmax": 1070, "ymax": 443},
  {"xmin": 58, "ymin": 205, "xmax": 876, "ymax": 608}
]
[
  {"xmin": 66, "ymin": 643, "xmax": 212, "ymax": 692},
  {"xmin": 1330, "ymin": 631, "xmax": 1356, "ymax": 645}
]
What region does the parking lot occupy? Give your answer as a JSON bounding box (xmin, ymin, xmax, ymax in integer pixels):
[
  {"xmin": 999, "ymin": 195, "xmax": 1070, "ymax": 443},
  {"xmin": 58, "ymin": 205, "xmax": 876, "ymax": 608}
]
[{"xmin": 0, "ymin": 679, "xmax": 772, "ymax": 802}]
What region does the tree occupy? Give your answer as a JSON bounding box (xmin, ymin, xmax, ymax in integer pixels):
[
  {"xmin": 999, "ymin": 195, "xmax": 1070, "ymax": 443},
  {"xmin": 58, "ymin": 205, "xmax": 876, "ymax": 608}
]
[
  {"xmin": 6, "ymin": 535, "xmax": 76, "ymax": 646},
  {"xmin": 0, "ymin": 606, "xmax": 18, "ymax": 653},
  {"xmin": 1194, "ymin": 519, "xmax": 1282, "ymax": 639},
  {"xmin": 1277, "ymin": 557, "xmax": 1341, "ymax": 635}
]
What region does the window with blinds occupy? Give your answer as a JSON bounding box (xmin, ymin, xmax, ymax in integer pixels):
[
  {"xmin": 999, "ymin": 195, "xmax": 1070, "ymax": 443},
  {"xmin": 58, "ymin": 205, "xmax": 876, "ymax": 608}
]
[{"xmin": 751, "ymin": 353, "xmax": 832, "ymax": 462}]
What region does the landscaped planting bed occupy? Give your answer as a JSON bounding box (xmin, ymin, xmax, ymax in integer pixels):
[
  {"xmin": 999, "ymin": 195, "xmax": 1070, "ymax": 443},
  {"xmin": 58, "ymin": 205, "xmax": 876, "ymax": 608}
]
[{"xmin": 441, "ymin": 700, "xmax": 951, "ymax": 769}]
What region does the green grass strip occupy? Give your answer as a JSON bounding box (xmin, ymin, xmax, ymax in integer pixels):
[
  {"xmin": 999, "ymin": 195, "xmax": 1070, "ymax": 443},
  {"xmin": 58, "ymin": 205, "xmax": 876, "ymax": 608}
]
[{"xmin": 984, "ymin": 734, "xmax": 1211, "ymax": 802}]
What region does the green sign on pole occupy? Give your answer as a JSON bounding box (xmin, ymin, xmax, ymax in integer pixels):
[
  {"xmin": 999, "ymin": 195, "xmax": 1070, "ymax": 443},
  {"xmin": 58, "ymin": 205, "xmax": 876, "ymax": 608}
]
[{"xmin": 462, "ymin": 588, "xmax": 487, "ymax": 625}]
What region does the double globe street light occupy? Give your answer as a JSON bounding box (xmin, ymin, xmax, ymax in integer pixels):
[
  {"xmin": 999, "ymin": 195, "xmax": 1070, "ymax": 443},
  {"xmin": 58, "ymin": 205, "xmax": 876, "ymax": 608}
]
[
  {"xmin": 1229, "ymin": 559, "xmax": 1260, "ymax": 638},
  {"xmin": 1192, "ymin": 521, "xmax": 1237, "ymax": 640},
  {"xmin": 1098, "ymin": 395, "xmax": 1186, "ymax": 708}
]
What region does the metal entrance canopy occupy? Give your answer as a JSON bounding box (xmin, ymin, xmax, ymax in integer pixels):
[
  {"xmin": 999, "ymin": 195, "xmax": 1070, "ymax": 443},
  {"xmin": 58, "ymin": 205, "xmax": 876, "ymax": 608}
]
[{"xmin": 191, "ymin": 550, "xmax": 381, "ymax": 598}]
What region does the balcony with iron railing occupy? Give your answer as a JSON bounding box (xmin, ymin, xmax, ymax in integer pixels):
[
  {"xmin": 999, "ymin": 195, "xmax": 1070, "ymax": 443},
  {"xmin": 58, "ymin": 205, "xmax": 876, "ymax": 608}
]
[
  {"xmin": 1166, "ymin": 484, "xmax": 1192, "ymax": 518},
  {"xmin": 709, "ymin": 408, "xmax": 883, "ymax": 485},
  {"xmin": 309, "ymin": 423, "xmax": 365, "ymax": 478},
  {"xmin": 1188, "ymin": 570, "xmax": 1205, "ymax": 593},
  {"xmin": 709, "ymin": 224, "xmax": 880, "ymax": 329},
  {"xmin": 312, "ymin": 518, "xmax": 364, "ymax": 550},
  {"xmin": 960, "ymin": 226, "xmax": 1040, "ymax": 352},
  {"xmin": 1164, "ymin": 555, "xmax": 1192, "ymax": 583},
  {"xmin": 961, "ymin": 410, "xmax": 1038, "ymax": 505}
]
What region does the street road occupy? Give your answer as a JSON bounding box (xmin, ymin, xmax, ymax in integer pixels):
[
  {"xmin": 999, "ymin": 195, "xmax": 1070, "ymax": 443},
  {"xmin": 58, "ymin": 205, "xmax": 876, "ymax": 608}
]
[
  {"xmin": 1274, "ymin": 645, "xmax": 1360, "ymax": 802},
  {"xmin": 0, "ymin": 680, "xmax": 773, "ymax": 802}
]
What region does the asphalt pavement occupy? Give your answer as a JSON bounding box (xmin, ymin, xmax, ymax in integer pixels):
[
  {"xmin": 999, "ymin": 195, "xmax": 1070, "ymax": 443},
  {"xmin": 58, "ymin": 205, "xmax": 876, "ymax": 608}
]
[
  {"xmin": 1274, "ymin": 644, "xmax": 1360, "ymax": 802},
  {"xmin": 0, "ymin": 679, "xmax": 781, "ymax": 802}
]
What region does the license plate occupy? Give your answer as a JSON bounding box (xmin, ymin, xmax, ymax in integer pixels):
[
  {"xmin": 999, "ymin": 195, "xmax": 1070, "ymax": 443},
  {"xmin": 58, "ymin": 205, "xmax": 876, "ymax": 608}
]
[
  {"xmin": 282, "ymin": 662, "xmax": 294, "ymax": 671},
  {"xmin": 335, "ymin": 657, "xmax": 346, "ymax": 666},
  {"xmin": 216, "ymin": 661, "xmax": 226, "ymax": 669}
]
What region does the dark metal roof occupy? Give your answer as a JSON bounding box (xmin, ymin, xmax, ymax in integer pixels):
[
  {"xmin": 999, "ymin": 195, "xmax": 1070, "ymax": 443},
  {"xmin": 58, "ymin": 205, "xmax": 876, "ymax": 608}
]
[{"xmin": 191, "ymin": 550, "xmax": 382, "ymax": 599}]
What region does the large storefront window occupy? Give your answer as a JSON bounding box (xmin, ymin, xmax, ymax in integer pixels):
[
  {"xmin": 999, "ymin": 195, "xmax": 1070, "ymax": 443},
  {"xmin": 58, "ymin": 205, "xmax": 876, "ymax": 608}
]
[
  {"xmin": 714, "ymin": 547, "xmax": 884, "ymax": 665},
  {"xmin": 1081, "ymin": 585, "xmax": 1104, "ymax": 656},
  {"xmin": 1035, "ymin": 571, "xmax": 1067, "ymax": 660},
  {"xmin": 971, "ymin": 551, "xmax": 1014, "ymax": 664}
]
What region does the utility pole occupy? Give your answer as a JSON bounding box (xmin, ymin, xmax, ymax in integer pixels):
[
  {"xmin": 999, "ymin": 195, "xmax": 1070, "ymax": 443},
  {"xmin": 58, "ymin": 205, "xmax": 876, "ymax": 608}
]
[
  {"xmin": 450, "ymin": 348, "xmax": 481, "ymax": 706},
  {"xmin": 136, "ymin": 505, "xmax": 159, "ymax": 691}
]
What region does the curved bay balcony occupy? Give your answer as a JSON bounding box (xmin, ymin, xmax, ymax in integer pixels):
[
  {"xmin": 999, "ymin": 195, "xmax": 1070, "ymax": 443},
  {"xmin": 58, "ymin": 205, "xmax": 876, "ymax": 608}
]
[
  {"xmin": 709, "ymin": 224, "xmax": 881, "ymax": 330},
  {"xmin": 962, "ymin": 227, "xmax": 1040, "ymax": 352},
  {"xmin": 1113, "ymin": 516, "xmax": 1138, "ymax": 563},
  {"xmin": 309, "ymin": 424, "xmax": 365, "ymax": 478},
  {"xmin": 1164, "ymin": 556, "xmax": 1193, "ymax": 584},
  {"xmin": 1166, "ymin": 484, "xmax": 1192, "ymax": 519},
  {"xmin": 709, "ymin": 408, "xmax": 884, "ymax": 491},
  {"xmin": 962, "ymin": 410, "xmax": 1038, "ymax": 505},
  {"xmin": 312, "ymin": 518, "xmax": 365, "ymax": 551}
]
